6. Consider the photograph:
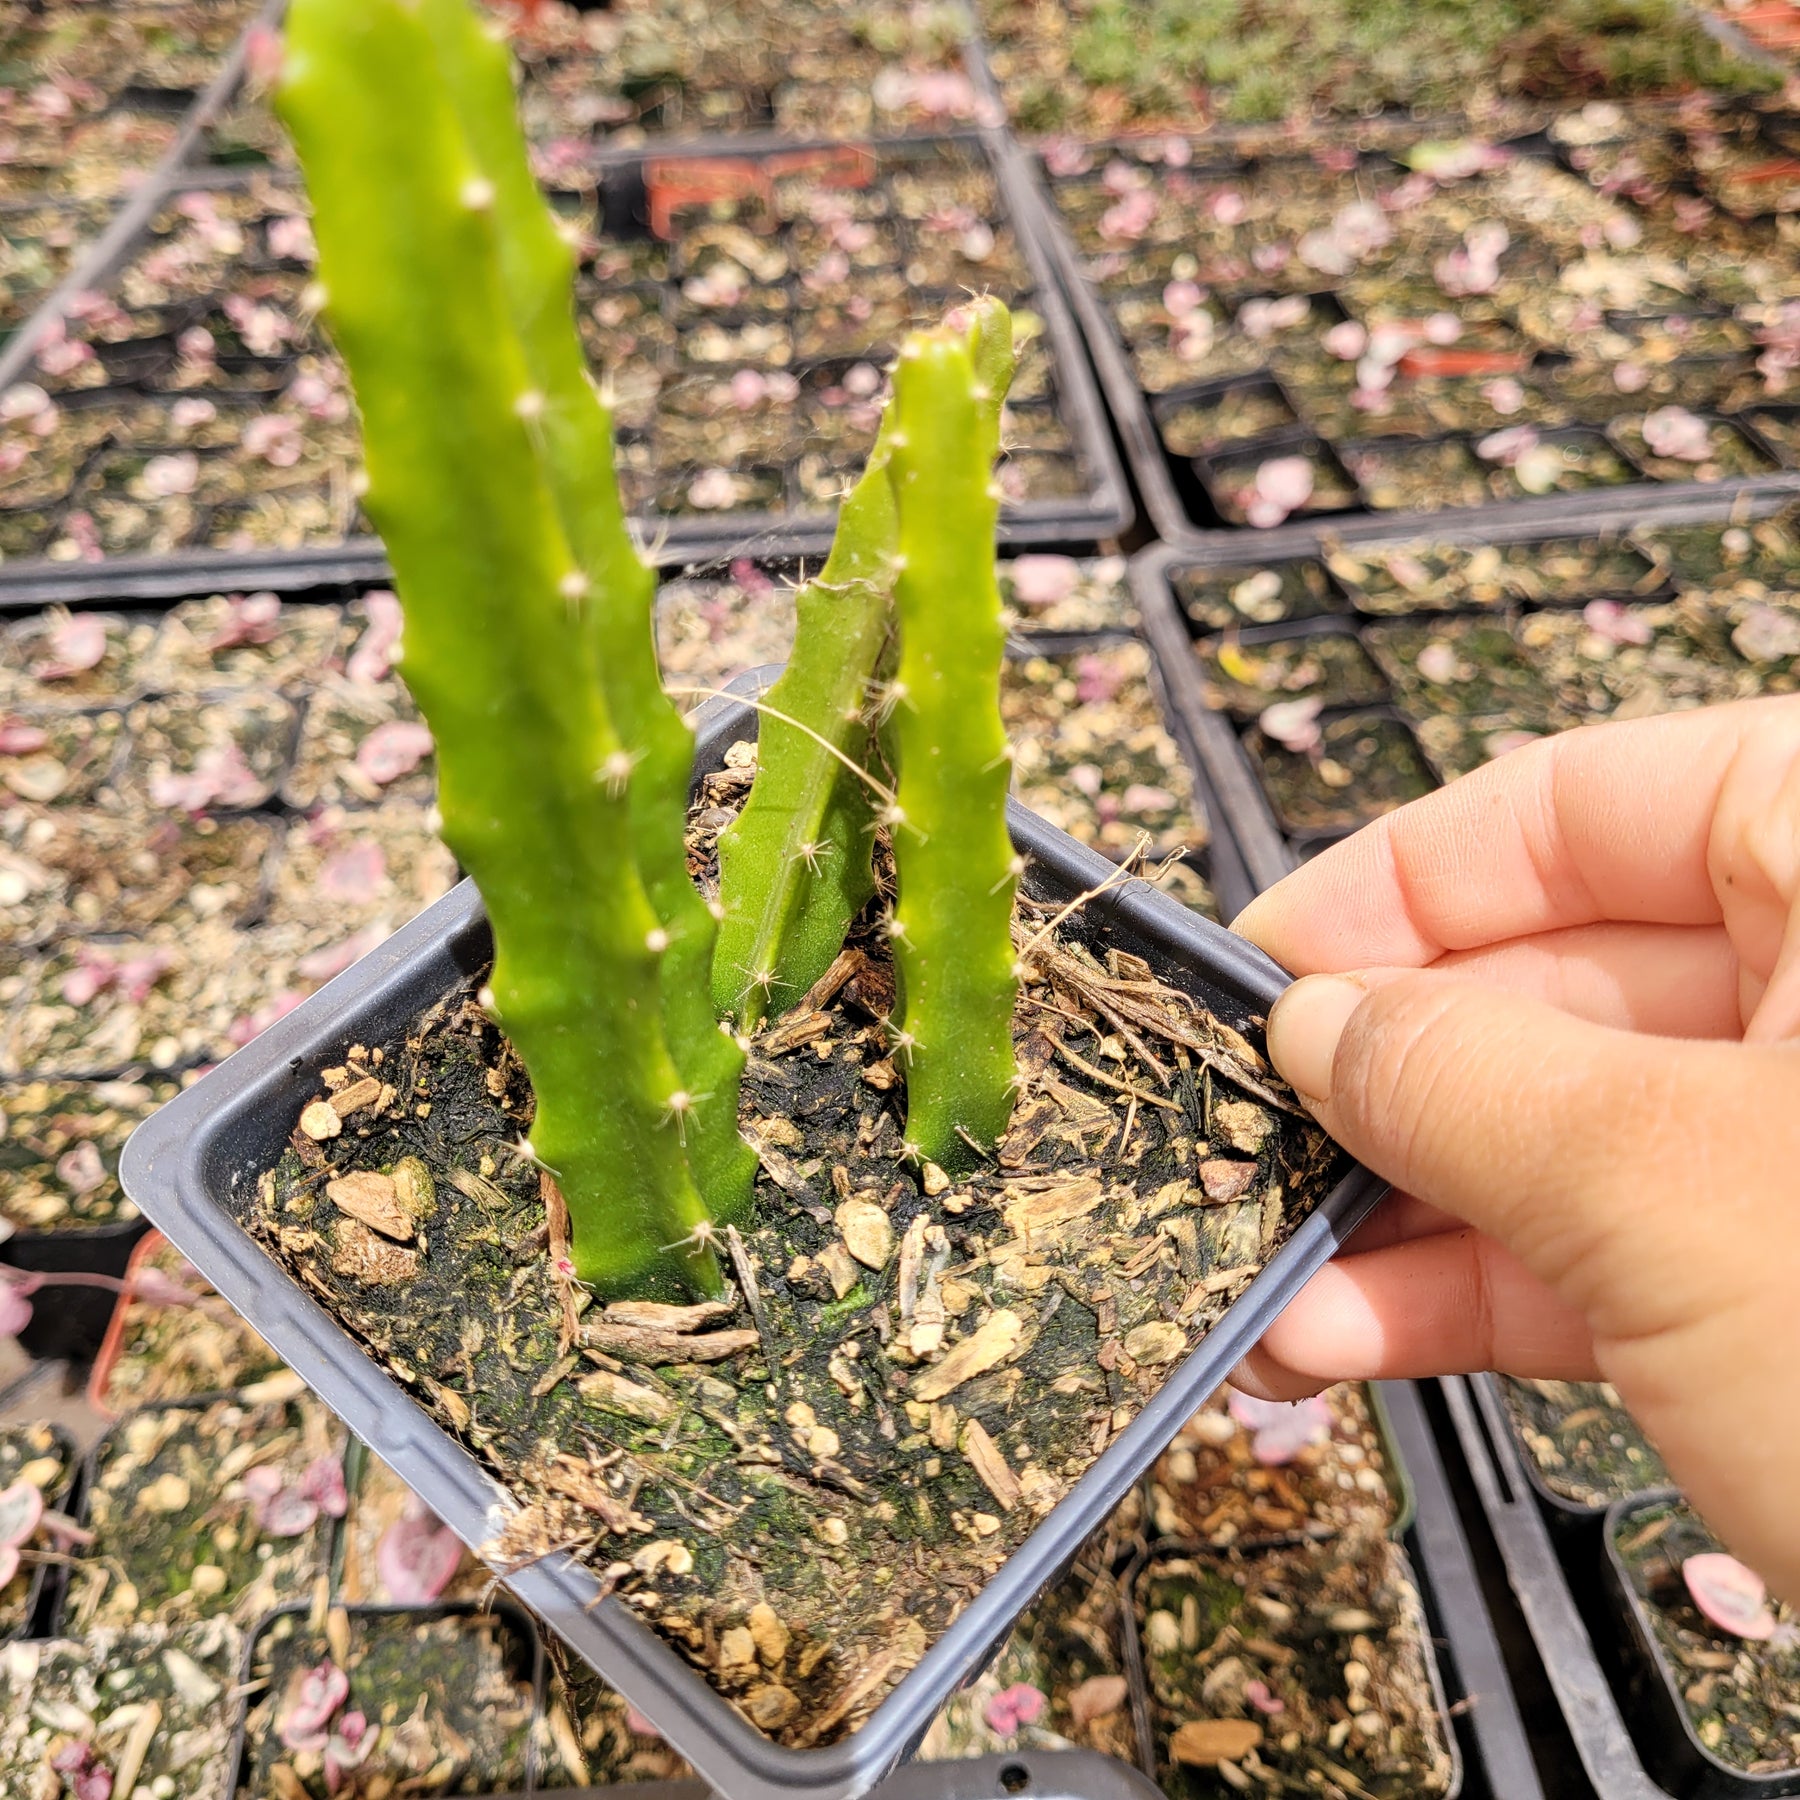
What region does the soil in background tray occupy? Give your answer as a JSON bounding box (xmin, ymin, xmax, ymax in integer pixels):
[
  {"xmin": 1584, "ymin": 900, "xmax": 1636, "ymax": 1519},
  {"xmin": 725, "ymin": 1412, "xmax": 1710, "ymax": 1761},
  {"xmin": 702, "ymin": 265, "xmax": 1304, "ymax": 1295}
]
[
  {"xmin": 1135, "ymin": 1531, "xmax": 1455, "ymax": 1799},
  {"xmin": 99, "ymin": 1238, "xmax": 292, "ymax": 1412},
  {"xmin": 69, "ymin": 1395, "xmax": 343, "ymax": 1631},
  {"xmin": 1150, "ymin": 1383, "xmax": 1401, "ymax": 1548},
  {"xmin": 239, "ymin": 1604, "xmax": 537, "ymax": 1799},
  {"xmin": 0, "ymin": 1616, "xmax": 242, "ymax": 1800},
  {"xmin": 243, "ymin": 751, "xmax": 1344, "ymax": 1748},
  {"xmin": 1502, "ymin": 1377, "xmax": 1669, "ymax": 1510},
  {"xmin": 1613, "ymin": 1495, "xmax": 1800, "ymax": 1778},
  {"xmin": 0, "ymin": 1077, "xmax": 167, "ymax": 1232}
]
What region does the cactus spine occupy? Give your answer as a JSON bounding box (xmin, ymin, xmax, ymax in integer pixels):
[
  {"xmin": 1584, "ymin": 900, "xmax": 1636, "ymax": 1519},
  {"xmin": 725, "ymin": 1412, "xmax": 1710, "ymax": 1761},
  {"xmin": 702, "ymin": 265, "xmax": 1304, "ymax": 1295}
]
[
  {"xmin": 884, "ymin": 306, "xmax": 1020, "ymax": 1168},
  {"xmin": 279, "ymin": 0, "xmax": 750, "ymax": 1297}
]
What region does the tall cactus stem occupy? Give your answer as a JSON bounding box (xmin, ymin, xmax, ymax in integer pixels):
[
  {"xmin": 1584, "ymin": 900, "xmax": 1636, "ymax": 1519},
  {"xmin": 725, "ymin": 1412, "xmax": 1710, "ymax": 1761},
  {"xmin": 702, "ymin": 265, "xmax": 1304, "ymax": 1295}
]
[
  {"xmin": 278, "ymin": 0, "xmax": 746, "ymax": 1296},
  {"xmin": 884, "ymin": 306, "xmax": 1020, "ymax": 1169}
]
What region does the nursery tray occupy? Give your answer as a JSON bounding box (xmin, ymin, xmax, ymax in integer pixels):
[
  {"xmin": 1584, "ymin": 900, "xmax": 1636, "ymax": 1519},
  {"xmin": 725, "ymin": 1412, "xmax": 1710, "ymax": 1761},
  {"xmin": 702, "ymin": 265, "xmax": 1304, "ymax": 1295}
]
[
  {"xmin": 1444, "ymin": 1373, "xmax": 1687, "ymax": 1800},
  {"xmin": 121, "ymin": 672, "xmax": 1390, "ymax": 1800},
  {"xmin": 0, "ymin": 0, "xmax": 288, "ymax": 398},
  {"xmin": 0, "ymin": 131, "xmax": 1129, "ymax": 592},
  {"xmin": 1599, "ymin": 1489, "xmax": 1800, "ymax": 1800},
  {"xmin": 1128, "ymin": 491, "xmax": 1800, "ymax": 891},
  {"xmin": 1015, "ymin": 118, "xmax": 1800, "ymax": 550}
]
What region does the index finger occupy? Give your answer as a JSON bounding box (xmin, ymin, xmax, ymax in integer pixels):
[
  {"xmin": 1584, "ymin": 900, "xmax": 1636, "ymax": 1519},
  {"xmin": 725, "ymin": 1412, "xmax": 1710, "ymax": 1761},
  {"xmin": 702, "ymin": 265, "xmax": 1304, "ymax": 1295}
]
[{"xmin": 1234, "ymin": 698, "xmax": 1791, "ymax": 974}]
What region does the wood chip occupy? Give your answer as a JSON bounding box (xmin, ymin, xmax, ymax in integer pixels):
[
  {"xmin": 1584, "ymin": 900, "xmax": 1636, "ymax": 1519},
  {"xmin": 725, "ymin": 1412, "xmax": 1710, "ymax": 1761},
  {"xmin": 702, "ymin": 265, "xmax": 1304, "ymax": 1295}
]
[
  {"xmin": 1171, "ymin": 1719, "xmax": 1263, "ymax": 1765},
  {"xmin": 603, "ymin": 1299, "xmax": 735, "ymax": 1332},
  {"xmin": 542, "ymin": 1455, "xmax": 653, "ymax": 1534},
  {"xmin": 578, "ymin": 1368, "xmax": 677, "ymax": 1424},
  {"xmin": 329, "ymin": 1216, "xmax": 421, "ymax": 1286},
  {"xmin": 582, "ymin": 1319, "xmax": 761, "ymax": 1365},
  {"xmin": 1123, "ymin": 1320, "xmax": 1187, "ymax": 1366},
  {"xmin": 910, "ymin": 1309, "xmax": 1024, "ymax": 1402},
  {"xmin": 330, "ymin": 1076, "xmax": 382, "ymax": 1118},
  {"xmin": 326, "ymin": 1170, "xmax": 414, "ymax": 1241},
  {"xmin": 760, "ymin": 1008, "xmax": 832, "ymax": 1055},
  {"xmin": 959, "ymin": 1417, "xmax": 1021, "ymax": 1511},
  {"xmin": 1001, "ymin": 1175, "xmax": 1103, "ymax": 1243},
  {"xmin": 835, "ymin": 1197, "xmax": 893, "ymax": 1270},
  {"xmin": 299, "ymin": 1100, "xmax": 342, "ymax": 1141}
]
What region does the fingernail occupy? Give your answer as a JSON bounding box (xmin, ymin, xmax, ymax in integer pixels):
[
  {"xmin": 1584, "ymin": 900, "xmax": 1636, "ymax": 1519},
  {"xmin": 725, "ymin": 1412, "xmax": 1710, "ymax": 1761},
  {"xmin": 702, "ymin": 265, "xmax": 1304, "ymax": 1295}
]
[{"xmin": 1266, "ymin": 974, "xmax": 1366, "ymax": 1104}]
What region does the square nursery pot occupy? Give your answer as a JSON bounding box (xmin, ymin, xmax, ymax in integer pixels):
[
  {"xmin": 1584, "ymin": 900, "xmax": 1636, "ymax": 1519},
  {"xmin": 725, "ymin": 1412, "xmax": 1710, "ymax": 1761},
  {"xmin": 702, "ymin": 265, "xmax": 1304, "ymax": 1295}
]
[
  {"xmin": 1600, "ymin": 1489, "xmax": 1800, "ymax": 1800},
  {"xmin": 120, "ymin": 673, "xmax": 1389, "ymax": 1800},
  {"xmin": 1, "ymin": 1213, "xmax": 150, "ymax": 1363}
]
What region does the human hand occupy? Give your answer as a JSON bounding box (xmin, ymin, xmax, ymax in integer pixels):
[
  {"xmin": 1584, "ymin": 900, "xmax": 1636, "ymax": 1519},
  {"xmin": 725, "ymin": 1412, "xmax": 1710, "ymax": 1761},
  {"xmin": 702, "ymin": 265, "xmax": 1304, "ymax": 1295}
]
[{"xmin": 1230, "ymin": 696, "xmax": 1800, "ymax": 1597}]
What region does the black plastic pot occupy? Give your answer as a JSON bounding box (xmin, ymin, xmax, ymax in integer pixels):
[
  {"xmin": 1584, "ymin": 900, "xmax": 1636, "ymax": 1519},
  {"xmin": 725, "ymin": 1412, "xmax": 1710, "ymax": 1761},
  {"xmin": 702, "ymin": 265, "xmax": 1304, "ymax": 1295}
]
[
  {"xmin": 1443, "ymin": 1373, "xmax": 1681, "ymax": 1800},
  {"xmin": 1600, "ymin": 1489, "xmax": 1800, "ymax": 1800},
  {"xmin": 228, "ymin": 1597, "xmax": 548, "ymax": 1797},
  {"xmin": 1120, "ymin": 1378, "xmax": 1541, "ymax": 1800},
  {"xmin": 49, "ymin": 1390, "xmax": 349, "ymax": 1637},
  {"xmin": 121, "ymin": 672, "xmax": 1390, "ymax": 1800},
  {"xmin": 1, "ymin": 1421, "xmax": 79, "ymax": 1644},
  {"xmin": 2, "ymin": 1214, "xmax": 150, "ymax": 1363}
]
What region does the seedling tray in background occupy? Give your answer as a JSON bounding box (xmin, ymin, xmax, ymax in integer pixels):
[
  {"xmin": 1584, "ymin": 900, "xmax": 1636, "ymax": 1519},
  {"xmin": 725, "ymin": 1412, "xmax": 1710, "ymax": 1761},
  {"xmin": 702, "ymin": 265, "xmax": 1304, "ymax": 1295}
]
[
  {"xmin": 1128, "ymin": 493, "xmax": 1800, "ymax": 890},
  {"xmin": 1444, "ymin": 1374, "xmax": 1720, "ymax": 1800},
  {"xmin": 1017, "ymin": 109, "xmax": 1800, "ymax": 549},
  {"xmin": 0, "ymin": 130, "xmax": 1129, "ymax": 592}
]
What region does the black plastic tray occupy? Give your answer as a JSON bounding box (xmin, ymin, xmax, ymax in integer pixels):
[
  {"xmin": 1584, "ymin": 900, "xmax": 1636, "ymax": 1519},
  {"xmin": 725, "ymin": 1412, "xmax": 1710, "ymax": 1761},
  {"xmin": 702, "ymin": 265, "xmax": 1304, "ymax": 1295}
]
[
  {"xmin": 1444, "ymin": 1372, "xmax": 1684, "ymax": 1800},
  {"xmin": 1126, "ymin": 490, "xmax": 1800, "ymax": 893},
  {"xmin": 1009, "ymin": 129, "xmax": 1800, "ymax": 552},
  {"xmin": 0, "ymin": 130, "xmax": 1130, "ymax": 597},
  {"xmin": 121, "ymin": 672, "xmax": 1390, "ymax": 1800},
  {"xmin": 1600, "ymin": 1488, "xmax": 1800, "ymax": 1800},
  {"xmin": 0, "ymin": 0, "xmax": 287, "ymax": 398}
]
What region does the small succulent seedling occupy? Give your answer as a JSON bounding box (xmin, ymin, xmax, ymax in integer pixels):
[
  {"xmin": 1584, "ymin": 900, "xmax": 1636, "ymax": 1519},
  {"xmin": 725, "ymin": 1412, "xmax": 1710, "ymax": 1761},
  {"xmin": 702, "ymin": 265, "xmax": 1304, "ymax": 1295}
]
[{"xmin": 279, "ymin": 0, "xmax": 752, "ymax": 1297}]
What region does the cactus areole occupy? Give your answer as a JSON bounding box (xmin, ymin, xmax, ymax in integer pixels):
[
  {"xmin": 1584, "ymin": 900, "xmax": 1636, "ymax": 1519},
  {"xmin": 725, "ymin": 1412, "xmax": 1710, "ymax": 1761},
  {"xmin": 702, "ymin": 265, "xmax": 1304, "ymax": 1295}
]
[{"xmin": 280, "ymin": 0, "xmax": 1027, "ymax": 1297}]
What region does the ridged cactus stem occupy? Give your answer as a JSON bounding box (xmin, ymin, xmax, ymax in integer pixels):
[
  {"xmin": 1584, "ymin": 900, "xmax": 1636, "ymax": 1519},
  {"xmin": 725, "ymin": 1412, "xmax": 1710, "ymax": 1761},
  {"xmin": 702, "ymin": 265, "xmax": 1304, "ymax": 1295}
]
[
  {"xmin": 711, "ymin": 297, "xmax": 1016, "ymax": 1032},
  {"xmin": 885, "ymin": 307, "xmax": 1020, "ymax": 1169},
  {"xmin": 709, "ymin": 420, "xmax": 896, "ymax": 1029},
  {"xmin": 279, "ymin": 0, "xmax": 747, "ymax": 1297}
]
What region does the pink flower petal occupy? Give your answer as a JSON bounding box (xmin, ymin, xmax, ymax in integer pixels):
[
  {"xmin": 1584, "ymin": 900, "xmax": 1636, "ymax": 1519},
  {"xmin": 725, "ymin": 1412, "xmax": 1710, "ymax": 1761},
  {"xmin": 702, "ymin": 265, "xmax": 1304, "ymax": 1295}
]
[
  {"xmin": 982, "ymin": 1682, "xmax": 1047, "ymax": 1736},
  {"xmin": 34, "ymin": 613, "xmax": 107, "ymax": 680},
  {"xmin": 0, "ymin": 1282, "xmax": 33, "ymax": 1339},
  {"xmin": 347, "ymin": 591, "xmax": 404, "ymax": 685},
  {"xmin": 0, "ymin": 1478, "xmax": 44, "ymax": 1549},
  {"xmin": 1009, "ymin": 555, "xmax": 1080, "ymax": 608},
  {"xmin": 1227, "ymin": 1389, "xmax": 1334, "ymax": 1464},
  {"xmin": 255, "ymin": 1485, "xmax": 320, "ymax": 1538},
  {"xmin": 318, "ymin": 839, "xmax": 387, "ymax": 906},
  {"xmin": 1684, "ymin": 1551, "xmax": 1778, "ymax": 1640},
  {"xmin": 375, "ymin": 1503, "xmax": 464, "ymax": 1603},
  {"xmin": 1582, "ymin": 600, "xmax": 1654, "ymax": 647},
  {"xmin": 279, "ymin": 1660, "xmax": 350, "ymax": 1749},
  {"xmin": 355, "ymin": 720, "xmax": 434, "ymax": 786},
  {"xmin": 55, "ymin": 1140, "xmax": 106, "ymax": 1194},
  {"xmin": 1258, "ymin": 697, "xmax": 1323, "ymax": 754},
  {"xmin": 298, "ymin": 1456, "xmax": 347, "ymax": 1520}
]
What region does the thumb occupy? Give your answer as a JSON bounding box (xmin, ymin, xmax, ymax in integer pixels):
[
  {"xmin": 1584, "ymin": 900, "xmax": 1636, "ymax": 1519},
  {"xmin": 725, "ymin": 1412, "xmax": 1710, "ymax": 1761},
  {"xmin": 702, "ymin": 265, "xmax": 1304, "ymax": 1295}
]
[{"xmin": 1264, "ymin": 968, "xmax": 1799, "ymax": 1347}]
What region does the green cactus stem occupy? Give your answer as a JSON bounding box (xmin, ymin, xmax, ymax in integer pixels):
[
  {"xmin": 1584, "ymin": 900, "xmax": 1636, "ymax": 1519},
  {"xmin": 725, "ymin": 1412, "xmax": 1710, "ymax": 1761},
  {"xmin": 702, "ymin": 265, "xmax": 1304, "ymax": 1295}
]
[
  {"xmin": 708, "ymin": 421, "xmax": 896, "ymax": 1031},
  {"xmin": 711, "ymin": 297, "xmax": 1017, "ymax": 1034},
  {"xmin": 884, "ymin": 307, "xmax": 1021, "ymax": 1169},
  {"xmin": 279, "ymin": 0, "xmax": 749, "ymax": 1297}
]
